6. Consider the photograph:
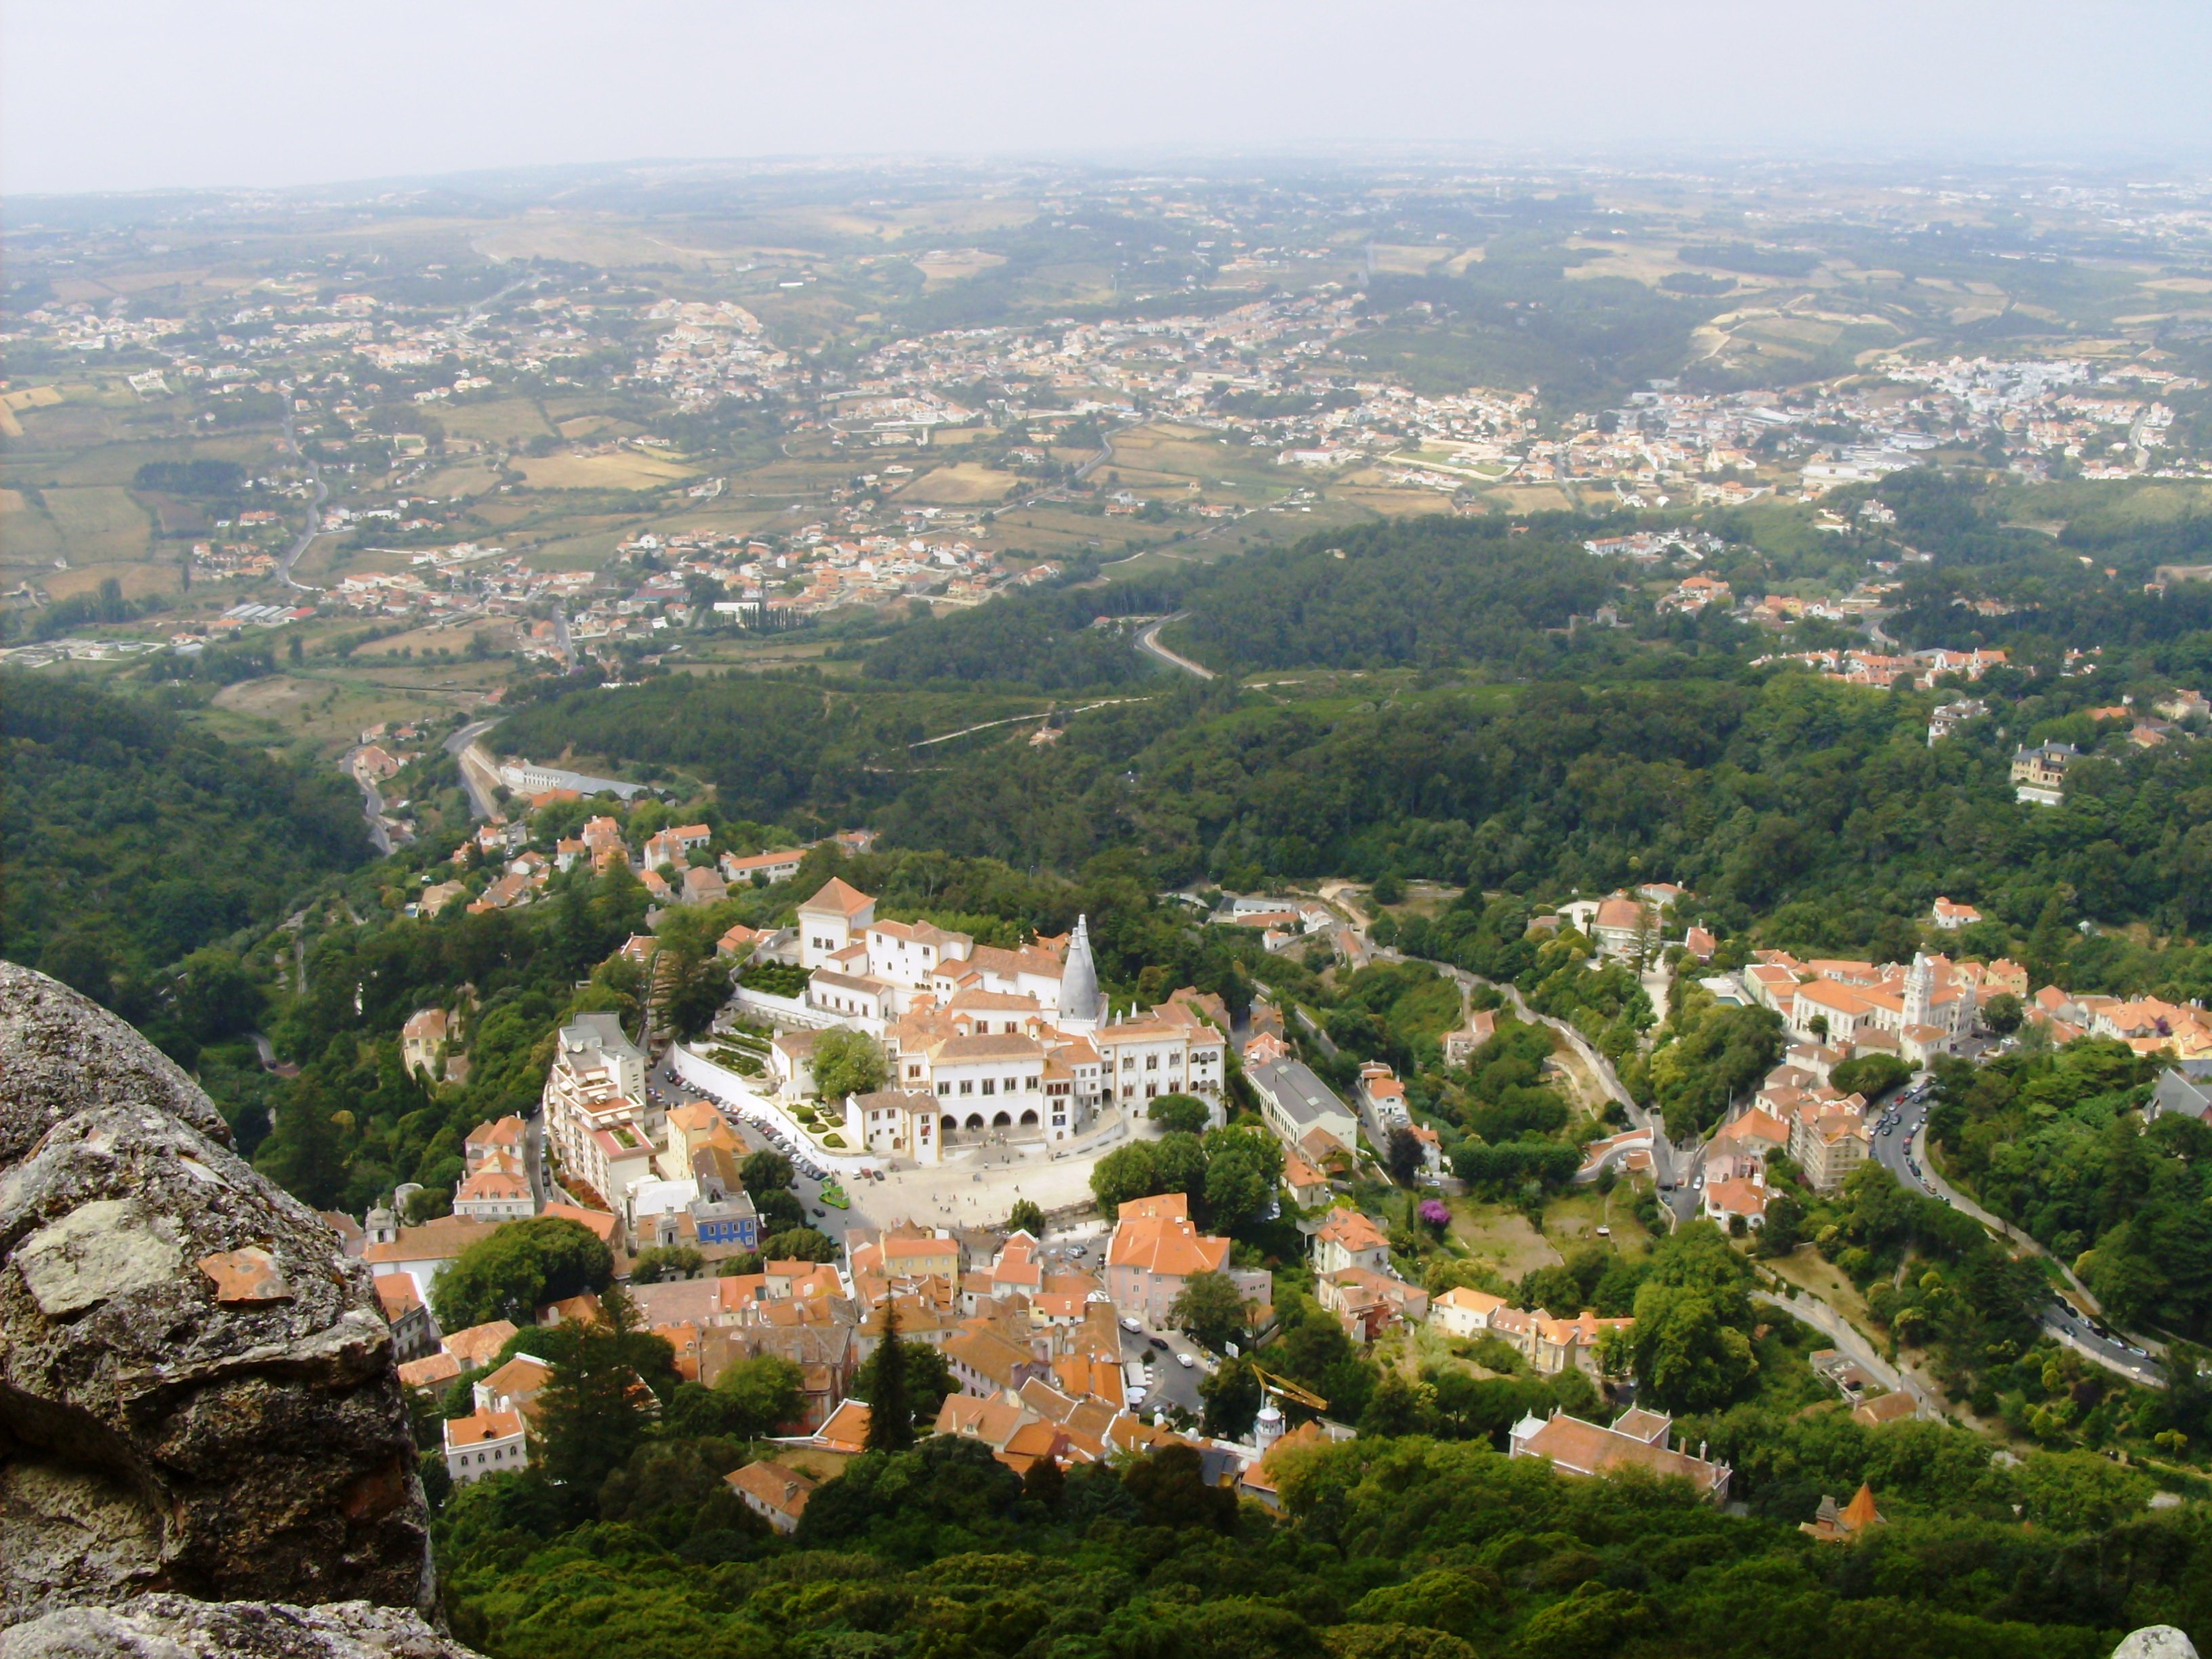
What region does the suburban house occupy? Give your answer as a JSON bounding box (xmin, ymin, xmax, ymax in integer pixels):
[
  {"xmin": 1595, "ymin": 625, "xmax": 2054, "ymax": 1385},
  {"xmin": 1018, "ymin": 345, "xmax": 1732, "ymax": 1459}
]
[
  {"xmin": 1442, "ymin": 1009, "xmax": 1499, "ymax": 1067},
  {"xmin": 401, "ymin": 1006, "xmax": 451, "ymax": 1079},
  {"xmin": 725, "ymin": 1459, "xmax": 817, "ymax": 1534},
  {"xmin": 1317, "ymin": 1267, "xmax": 1429, "ymax": 1341},
  {"xmin": 373, "ymin": 1274, "xmax": 440, "ymax": 1361},
  {"xmin": 1311, "ymin": 1206, "xmax": 1392, "ymax": 1275},
  {"xmin": 1509, "ymin": 1406, "xmax": 1731, "ymax": 1502},
  {"xmin": 1428, "ymin": 1286, "xmax": 1509, "ymax": 1340},
  {"xmin": 1702, "ymin": 1174, "xmax": 1771, "ymax": 1229},
  {"xmin": 2011, "ymin": 742, "xmax": 2078, "ymax": 806},
  {"xmin": 1786, "ymin": 1099, "xmax": 1871, "ymax": 1192},
  {"xmin": 442, "ymin": 1408, "xmax": 528, "ymax": 1486},
  {"xmin": 1528, "ymin": 1310, "xmax": 1634, "ymax": 1377},
  {"xmin": 362, "ymin": 1214, "xmax": 505, "ymax": 1305},
  {"xmin": 451, "ymin": 1151, "xmax": 534, "ymax": 1223},
  {"xmin": 1104, "ymin": 1192, "xmax": 1271, "ymax": 1327},
  {"xmin": 2148, "ymin": 1063, "xmax": 2212, "ymax": 1124},
  {"xmin": 1930, "ymin": 896, "xmax": 1982, "ymax": 931},
  {"xmin": 1589, "ymin": 893, "xmax": 1653, "ymax": 963}
]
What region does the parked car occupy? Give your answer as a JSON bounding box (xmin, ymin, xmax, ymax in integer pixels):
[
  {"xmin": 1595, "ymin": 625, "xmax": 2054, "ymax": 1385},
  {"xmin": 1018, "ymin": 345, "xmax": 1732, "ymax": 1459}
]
[
  {"xmin": 1120, "ymin": 1315, "xmax": 1142, "ymax": 1334},
  {"xmin": 1147, "ymin": 1336, "xmax": 1170, "ymax": 1352},
  {"xmin": 1176, "ymin": 1352, "xmax": 1196, "ymax": 1368}
]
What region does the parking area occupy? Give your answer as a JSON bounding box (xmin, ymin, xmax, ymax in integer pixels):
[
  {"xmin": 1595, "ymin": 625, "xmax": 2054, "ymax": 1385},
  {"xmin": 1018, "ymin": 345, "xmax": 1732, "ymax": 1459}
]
[{"xmin": 1115, "ymin": 1317, "xmax": 1214, "ymax": 1416}]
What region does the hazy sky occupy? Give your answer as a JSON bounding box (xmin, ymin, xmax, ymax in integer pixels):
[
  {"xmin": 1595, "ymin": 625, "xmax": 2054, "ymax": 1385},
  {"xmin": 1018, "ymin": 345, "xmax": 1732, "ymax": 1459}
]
[{"xmin": 6, "ymin": 0, "xmax": 2209, "ymax": 197}]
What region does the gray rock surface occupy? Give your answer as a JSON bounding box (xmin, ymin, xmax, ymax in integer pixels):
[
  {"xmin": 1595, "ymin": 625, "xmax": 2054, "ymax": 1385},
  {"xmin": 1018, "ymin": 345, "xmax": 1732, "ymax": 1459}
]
[
  {"xmin": 0, "ymin": 1595, "xmax": 475, "ymax": 1658},
  {"xmin": 0, "ymin": 964, "xmax": 437, "ymax": 1625},
  {"xmin": 2112, "ymin": 1630, "xmax": 2199, "ymax": 1659}
]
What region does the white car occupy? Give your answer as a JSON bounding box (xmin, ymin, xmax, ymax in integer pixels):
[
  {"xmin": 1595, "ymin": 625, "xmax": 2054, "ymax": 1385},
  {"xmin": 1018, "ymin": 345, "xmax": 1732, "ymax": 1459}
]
[
  {"xmin": 1120, "ymin": 1315, "xmax": 1142, "ymax": 1334},
  {"xmin": 1176, "ymin": 1352, "xmax": 1196, "ymax": 1369}
]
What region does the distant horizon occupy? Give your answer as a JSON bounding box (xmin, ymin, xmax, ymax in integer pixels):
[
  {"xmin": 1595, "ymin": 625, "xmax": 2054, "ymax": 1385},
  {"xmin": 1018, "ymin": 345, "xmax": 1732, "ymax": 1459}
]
[
  {"xmin": 6, "ymin": 0, "xmax": 2209, "ymax": 199},
  {"xmin": 9, "ymin": 140, "xmax": 2212, "ymax": 210}
]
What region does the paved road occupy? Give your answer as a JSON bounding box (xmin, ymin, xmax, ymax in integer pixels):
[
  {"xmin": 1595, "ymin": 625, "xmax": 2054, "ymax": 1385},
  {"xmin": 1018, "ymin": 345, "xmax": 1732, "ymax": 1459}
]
[
  {"xmin": 340, "ymin": 746, "xmax": 396, "ymax": 856},
  {"xmin": 1754, "ymin": 1288, "xmax": 1936, "ymax": 1419},
  {"xmin": 1374, "ymin": 941, "xmax": 1701, "ymax": 1211},
  {"xmin": 1874, "ymin": 1082, "xmax": 2163, "ymax": 1387},
  {"xmin": 1073, "ymin": 425, "xmax": 1127, "ymax": 484},
  {"xmin": 1134, "ymin": 613, "xmax": 1215, "ymax": 680},
  {"xmin": 276, "ymin": 401, "xmax": 330, "ymax": 592},
  {"xmin": 443, "ymin": 718, "xmax": 504, "ymax": 820}
]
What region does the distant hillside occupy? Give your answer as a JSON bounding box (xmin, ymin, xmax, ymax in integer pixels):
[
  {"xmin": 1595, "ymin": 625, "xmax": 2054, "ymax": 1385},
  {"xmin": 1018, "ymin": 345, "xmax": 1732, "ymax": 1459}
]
[{"xmin": 1, "ymin": 672, "xmax": 372, "ymax": 1023}]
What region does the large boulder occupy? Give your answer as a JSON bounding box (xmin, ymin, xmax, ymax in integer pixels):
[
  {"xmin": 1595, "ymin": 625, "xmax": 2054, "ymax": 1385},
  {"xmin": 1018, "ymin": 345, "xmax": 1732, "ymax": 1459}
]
[{"xmin": 0, "ymin": 964, "xmax": 436, "ymax": 1625}]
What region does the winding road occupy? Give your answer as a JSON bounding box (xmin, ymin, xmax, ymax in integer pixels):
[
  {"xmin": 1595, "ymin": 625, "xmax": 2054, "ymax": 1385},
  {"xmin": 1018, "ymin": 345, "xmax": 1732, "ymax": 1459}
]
[
  {"xmin": 1134, "ymin": 613, "xmax": 1215, "ymax": 680},
  {"xmin": 1353, "ymin": 895, "xmax": 2178, "ymax": 1395},
  {"xmin": 1874, "ymin": 1084, "xmax": 2165, "ymax": 1387},
  {"xmin": 340, "ymin": 746, "xmax": 396, "ymax": 856}
]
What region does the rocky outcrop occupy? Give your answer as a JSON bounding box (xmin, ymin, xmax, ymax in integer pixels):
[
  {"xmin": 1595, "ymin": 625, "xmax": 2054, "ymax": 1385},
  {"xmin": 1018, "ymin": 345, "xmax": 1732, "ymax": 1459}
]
[
  {"xmin": 0, "ymin": 1595, "xmax": 477, "ymax": 1658},
  {"xmin": 0, "ymin": 964, "xmax": 439, "ymax": 1629},
  {"xmin": 2112, "ymin": 1631, "xmax": 2199, "ymax": 1659}
]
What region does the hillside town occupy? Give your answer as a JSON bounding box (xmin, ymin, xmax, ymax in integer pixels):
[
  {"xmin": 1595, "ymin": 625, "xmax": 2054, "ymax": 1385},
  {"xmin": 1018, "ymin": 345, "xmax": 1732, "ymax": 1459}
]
[{"xmin": 350, "ymin": 827, "xmax": 2212, "ymax": 1513}]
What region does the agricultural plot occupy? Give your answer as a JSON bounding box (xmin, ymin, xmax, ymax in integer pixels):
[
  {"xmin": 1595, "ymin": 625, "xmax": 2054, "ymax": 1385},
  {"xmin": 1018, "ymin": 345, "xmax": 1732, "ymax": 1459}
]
[
  {"xmin": 892, "ymin": 462, "xmax": 1017, "ymax": 505},
  {"xmin": 436, "ymin": 398, "xmax": 558, "ymax": 445},
  {"xmin": 516, "ymin": 449, "xmax": 701, "ymax": 491}
]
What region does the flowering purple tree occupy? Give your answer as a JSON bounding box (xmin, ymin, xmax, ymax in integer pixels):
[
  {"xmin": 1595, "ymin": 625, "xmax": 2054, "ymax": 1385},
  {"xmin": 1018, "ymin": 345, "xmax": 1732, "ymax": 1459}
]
[{"xmin": 1418, "ymin": 1199, "xmax": 1450, "ymax": 1233}]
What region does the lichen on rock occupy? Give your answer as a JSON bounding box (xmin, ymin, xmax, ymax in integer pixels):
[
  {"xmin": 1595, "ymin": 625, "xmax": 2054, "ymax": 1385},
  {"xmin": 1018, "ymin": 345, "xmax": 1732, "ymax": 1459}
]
[{"xmin": 0, "ymin": 963, "xmax": 440, "ymax": 1629}]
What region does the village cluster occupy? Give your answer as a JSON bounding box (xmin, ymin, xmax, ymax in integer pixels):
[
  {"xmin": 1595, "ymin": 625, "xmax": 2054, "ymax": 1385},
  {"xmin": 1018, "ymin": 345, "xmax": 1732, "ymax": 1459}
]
[{"xmin": 348, "ymin": 829, "xmax": 1814, "ymax": 1516}]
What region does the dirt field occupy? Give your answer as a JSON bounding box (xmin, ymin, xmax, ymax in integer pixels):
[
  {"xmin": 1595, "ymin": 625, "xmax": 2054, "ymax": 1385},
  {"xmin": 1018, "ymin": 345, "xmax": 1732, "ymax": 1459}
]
[
  {"xmin": 1446, "ymin": 1204, "xmax": 1563, "ymax": 1283},
  {"xmin": 209, "ymin": 660, "xmax": 506, "ymax": 749},
  {"xmin": 518, "ymin": 450, "xmax": 700, "ymax": 491},
  {"xmin": 895, "ymin": 462, "xmax": 1016, "ymax": 505},
  {"xmin": 438, "ymin": 398, "xmax": 556, "ymax": 445},
  {"xmin": 912, "ymin": 249, "xmax": 1008, "ymax": 287}
]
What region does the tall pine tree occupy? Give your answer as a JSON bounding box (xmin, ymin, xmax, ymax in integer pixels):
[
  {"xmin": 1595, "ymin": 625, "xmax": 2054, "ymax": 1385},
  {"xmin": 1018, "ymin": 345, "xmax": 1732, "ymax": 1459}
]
[
  {"xmin": 536, "ymin": 1286, "xmax": 657, "ymax": 1495},
  {"xmin": 863, "ymin": 1295, "xmax": 913, "ymax": 1452}
]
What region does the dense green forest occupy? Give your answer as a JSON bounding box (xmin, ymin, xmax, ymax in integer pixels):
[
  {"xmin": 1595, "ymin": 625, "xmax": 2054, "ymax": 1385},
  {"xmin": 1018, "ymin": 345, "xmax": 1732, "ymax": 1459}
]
[
  {"xmin": 1929, "ymin": 1040, "xmax": 2212, "ymax": 1343},
  {"xmin": 0, "ymin": 671, "xmax": 372, "ymax": 1048},
  {"xmin": 424, "ymin": 1223, "xmax": 2212, "ymax": 1659},
  {"xmin": 485, "ymin": 588, "xmax": 2212, "ymax": 995},
  {"xmin": 855, "ymin": 579, "xmax": 1183, "ymax": 693},
  {"xmin": 852, "ymin": 516, "xmax": 1651, "ymax": 688},
  {"xmin": 433, "ymin": 1428, "xmax": 2212, "ymax": 1659},
  {"xmin": 1166, "ymin": 516, "xmax": 1621, "ymax": 674},
  {"xmin": 489, "ymin": 676, "xmax": 1050, "ymax": 821},
  {"xmin": 880, "ymin": 670, "xmax": 2212, "ymax": 976}
]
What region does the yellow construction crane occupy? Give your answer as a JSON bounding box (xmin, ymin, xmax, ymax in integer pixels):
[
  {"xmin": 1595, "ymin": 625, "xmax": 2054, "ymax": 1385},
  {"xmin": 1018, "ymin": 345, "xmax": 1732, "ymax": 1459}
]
[{"xmin": 1251, "ymin": 1367, "xmax": 1328, "ymax": 1414}]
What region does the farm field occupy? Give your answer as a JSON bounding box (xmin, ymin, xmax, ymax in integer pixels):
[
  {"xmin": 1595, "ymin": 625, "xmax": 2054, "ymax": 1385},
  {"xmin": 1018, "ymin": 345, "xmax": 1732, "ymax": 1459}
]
[
  {"xmin": 516, "ymin": 449, "xmax": 701, "ymax": 491},
  {"xmin": 891, "ymin": 461, "xmax": 1015, "ymax": 504}
]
